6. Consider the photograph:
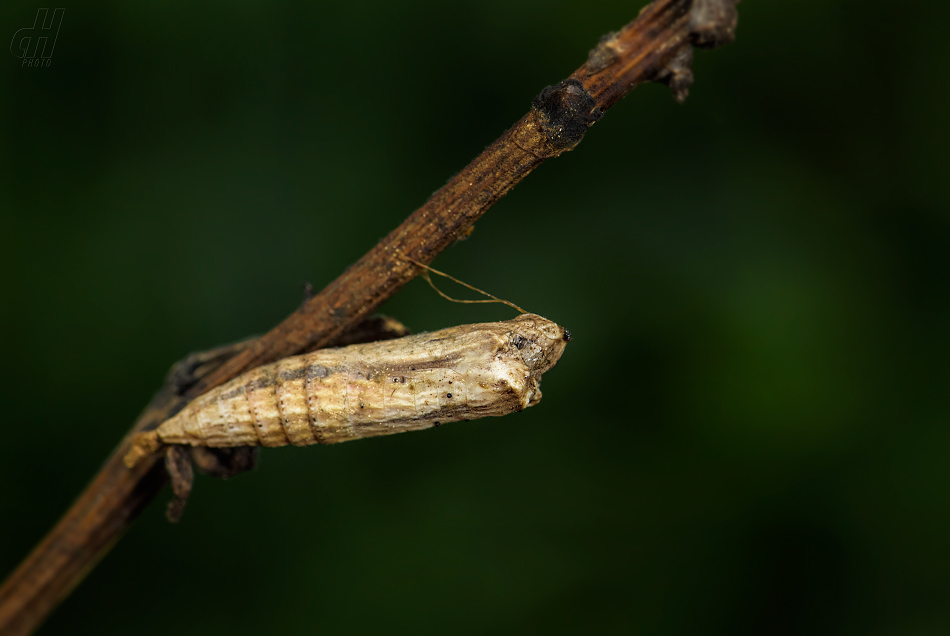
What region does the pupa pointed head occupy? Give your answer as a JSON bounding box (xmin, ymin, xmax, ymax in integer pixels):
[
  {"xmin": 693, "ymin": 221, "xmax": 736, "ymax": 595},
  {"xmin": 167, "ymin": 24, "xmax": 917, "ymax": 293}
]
[{"xmin": 507, "ymin": 313, "xmax": 571, "ymax": 377}]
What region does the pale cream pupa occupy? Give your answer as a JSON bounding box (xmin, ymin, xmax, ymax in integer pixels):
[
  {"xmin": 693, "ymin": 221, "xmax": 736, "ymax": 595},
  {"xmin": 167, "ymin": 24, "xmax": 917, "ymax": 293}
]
[{"xmin": 125, "ymin": 313, "xmax": 570, "ymax": 467}]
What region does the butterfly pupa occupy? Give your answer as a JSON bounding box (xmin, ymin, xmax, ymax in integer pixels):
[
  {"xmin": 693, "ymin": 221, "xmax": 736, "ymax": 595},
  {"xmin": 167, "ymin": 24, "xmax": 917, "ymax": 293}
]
[{"xmin": 125, "ymin": 313, "xmax": 570, "ymax": 467}]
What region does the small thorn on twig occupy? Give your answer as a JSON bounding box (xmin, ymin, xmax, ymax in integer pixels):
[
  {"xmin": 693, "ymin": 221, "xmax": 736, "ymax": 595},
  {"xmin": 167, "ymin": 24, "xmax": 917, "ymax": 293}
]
[
  {"xmin": 302, "ymin": 282, "xmax": 315, "ymax": 307},
  {"xmin": 164, "ymin": 446, "xmax": 194, "ymax": 523},
  {"xmin": 655, "ymin": 46, "xmax": 694, "ymax": 104},
  {"xmin": 689, "ymin": 0, "xmax": 740, "ymax": 49}
]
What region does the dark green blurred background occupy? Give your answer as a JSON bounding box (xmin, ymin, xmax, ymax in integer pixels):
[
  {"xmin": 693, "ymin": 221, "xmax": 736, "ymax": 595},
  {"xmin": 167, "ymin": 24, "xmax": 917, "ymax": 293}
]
[{"xmin": 2, "ymin": 1, "xmax": 948, "ymax": 634}]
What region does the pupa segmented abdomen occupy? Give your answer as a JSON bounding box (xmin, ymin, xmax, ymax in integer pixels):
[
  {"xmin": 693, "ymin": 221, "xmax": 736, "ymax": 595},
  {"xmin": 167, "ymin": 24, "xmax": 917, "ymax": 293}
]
[{"xmin": 125, "ymin": 314, "xmax": 570, "ymax": 467}]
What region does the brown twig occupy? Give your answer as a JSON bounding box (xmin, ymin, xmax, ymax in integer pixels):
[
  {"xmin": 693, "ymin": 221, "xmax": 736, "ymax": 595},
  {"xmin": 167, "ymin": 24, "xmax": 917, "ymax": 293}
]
[{"xmin": 0, "ymin": 1, "xmax": 738, "ymax": 633}]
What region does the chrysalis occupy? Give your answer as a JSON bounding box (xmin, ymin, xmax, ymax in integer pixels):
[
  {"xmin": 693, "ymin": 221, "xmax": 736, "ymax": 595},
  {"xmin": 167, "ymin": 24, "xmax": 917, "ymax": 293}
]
[{"xmin": 125, "ymin": 314, "xmax": 570, "ymax": 467}]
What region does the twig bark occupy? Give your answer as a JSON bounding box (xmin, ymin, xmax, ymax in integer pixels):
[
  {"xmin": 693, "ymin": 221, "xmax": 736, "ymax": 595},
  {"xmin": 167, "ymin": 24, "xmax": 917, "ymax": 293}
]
[{"xmin": 0, "ymin": 1, "xmax": 738, "ymax": 633}]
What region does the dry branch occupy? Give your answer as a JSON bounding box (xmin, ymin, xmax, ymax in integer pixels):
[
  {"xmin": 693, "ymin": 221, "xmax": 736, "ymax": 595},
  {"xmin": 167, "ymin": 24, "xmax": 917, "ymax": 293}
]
[{"xmin": 0, "ymin": 1, "xmax": 738, "ymax": 634}]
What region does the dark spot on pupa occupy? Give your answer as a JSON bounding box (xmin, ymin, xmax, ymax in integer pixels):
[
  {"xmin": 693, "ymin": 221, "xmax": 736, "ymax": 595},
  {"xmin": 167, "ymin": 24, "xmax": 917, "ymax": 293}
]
[
  {"xmin": 279, "ymin": 367, "xmax": 306, "ymax": 381},
  {"xmin": 446, "ymin": 393, "xmax": 452, "ymax": 398},
  {"xmin": 306, "ymin": 364, "xmax": 330, "ymax": 380},
  {"xmin": 513, "ymin": 335, "xmax": 528, "ymax": 350},
  {"xmin": 563, "ymin": 330, "xmax": 572, "ymax": 342},
  {"xmin": 247, "ymin": 377, "xmax": 276, "ymax": 391},
  {"xmin": 433, "ymin": 422, "xmax": 441, "ymax": 427},
  {"xmin": 218, "ymin": 386, "xmax": 247, "ymax": 400}
]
